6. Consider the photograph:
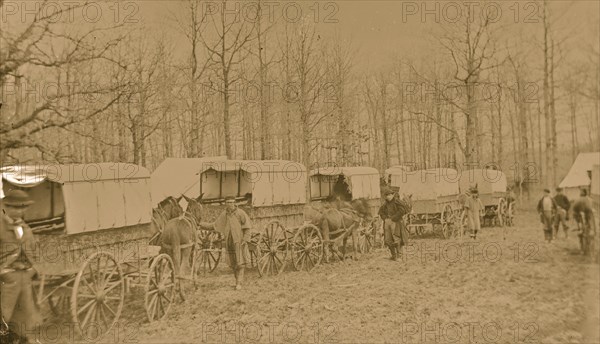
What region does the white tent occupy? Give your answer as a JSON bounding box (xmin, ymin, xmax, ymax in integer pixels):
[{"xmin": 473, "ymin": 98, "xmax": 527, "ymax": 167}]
[
  {"xmin": 151, "ymin": 156, "xmax": 227, "ymax": 206},
  {"xmin": 1, "ymin": 164, "xmax": 152, "ymax": 234},
  {"xmin": 459, "ymin": 169, "xmax": 507, "ymax": 194},
  {"xmin": 156, "ymin": 159, "xmax": 307, "ymax": 207},
  {"xmin": 389, "ymin": 168, "xmax": 460, "ymax": 200},
  {"xmin": 309, "ymin": 166, "xmax": 380, "ymax": 200},
  {"xmin": 559, "ymin": 152, "xmax": 600, "ymax": 200}
]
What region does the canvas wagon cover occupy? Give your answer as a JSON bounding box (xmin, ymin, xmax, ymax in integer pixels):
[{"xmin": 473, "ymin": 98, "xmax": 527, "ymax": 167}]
[
  {"xmin": 310, "ymin": 166, "xmax": 380, "ymax": 200},
  {"xmin": 459, "ymin": 169, "xmax": 507, "ymax": 194},
  {"xmin": 174, "ymin": 159, "xmax": 307, "ymax": 207},
  {"xmin": 389, "ymin": 168, "xmax": 459, "ymax": 200},
  {"xmin": 151, "ymin": 156, "xmax": 227, "ymax": 206},
  {"xmin": 1, "ymin": 164, "xmax": 151, "ymax": 234}
]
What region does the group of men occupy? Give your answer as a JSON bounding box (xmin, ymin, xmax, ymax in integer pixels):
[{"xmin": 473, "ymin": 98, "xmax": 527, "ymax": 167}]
[{"xmin": 537, "ymin": 187, "xmax": 597, "ymax": 244}]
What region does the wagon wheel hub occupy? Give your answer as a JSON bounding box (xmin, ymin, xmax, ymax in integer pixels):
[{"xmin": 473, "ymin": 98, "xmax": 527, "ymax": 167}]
[{"xmin": 96, "ymin": 292, "xmax": 105, "ymax": 303}]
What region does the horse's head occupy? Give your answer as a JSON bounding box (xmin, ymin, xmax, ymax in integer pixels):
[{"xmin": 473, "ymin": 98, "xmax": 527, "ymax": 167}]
[
  {"xmin": 350, "ymin": 198, "xmax": 373, "ymax": 220},
  {"xmin": 182, "ymin": 194, "xmax": 204, "ymax": 224},
  {"xmin": 158, "ymin": 196, "xmax": 184, "ymax": 219}
]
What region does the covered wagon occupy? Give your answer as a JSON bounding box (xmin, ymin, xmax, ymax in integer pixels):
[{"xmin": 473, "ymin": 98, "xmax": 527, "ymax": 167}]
[
  {"xmin": 1, "ymin": 163, "xmax": 176, "ymax": 338},
  {"xmin": 388, "ymin": 168, "xmax": 462, "ymax": 238},
  {"xmin": 459, "ymin": 168, "xmax": 510, "ymax": 227}
]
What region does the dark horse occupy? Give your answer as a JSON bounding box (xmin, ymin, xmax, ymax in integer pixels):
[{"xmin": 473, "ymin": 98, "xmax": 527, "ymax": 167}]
[
  {"xmin": 152, "ymin": 195, "xmax": 204, "ymax": 278},
  {"xmin": 304, "ymin": 196, "xmax": 374, "ymax": 262},
  {"xmin": 150, "ymin": 196, "xmax": 184, "ymax": 245}
]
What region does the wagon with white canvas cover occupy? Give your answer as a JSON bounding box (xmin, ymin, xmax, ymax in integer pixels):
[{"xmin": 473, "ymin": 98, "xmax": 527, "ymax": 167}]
[
  {"xmin": 388, "ymin": 168, "xmax": 463, "ymax": 238},
  {"xmin": 309, "ymin": 166, "xmax": 382, "ymax": 253},
  {"xmin": 459, "ymin": 168, "xmax": 510, "ymax": 227},
  {"xmin": 1, "ymin": 163, "xmax": 176, "ymax": 339},
  {"xmin": 171, "ymin": 159, "xmax": 313, "ymax": 276}
]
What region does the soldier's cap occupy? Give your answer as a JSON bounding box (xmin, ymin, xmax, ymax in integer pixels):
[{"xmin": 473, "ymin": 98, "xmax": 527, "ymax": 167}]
[
  {"xmin": 556, "ymin": 187, "xmax": 563, "ymax": 192},
  {"xmin": 384, "ymin": 189, "xmax": 394, "ymax": 196},
  {"xmin": 2, "ymin": 189, "xmax": 34, "ymax": 207},
  {"xmin": 544, "ymin": 188, "xmax": 550, "ymax": 193},
  {"xmin": 469, "ymin": 187, "xmax": 478, "ymax": 194}
]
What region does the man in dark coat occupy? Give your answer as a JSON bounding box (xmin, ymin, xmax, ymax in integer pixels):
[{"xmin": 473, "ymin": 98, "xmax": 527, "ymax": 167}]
[
  {"xmin": 378, "ymin": 189, "xmax": 410, "ymax": 261},
  {"xmin": 553, "ymin": 187, "xmax": 570, "ymax": 239},
  {"xmin": 537, "ymin": 188, "xmax": 557, "ymax": 243},
  {"xmin": 199, "ymin": 196, "xmax": 251, "ymax": 290},
  {"xmin": 0, "ymin": 190, "xmax": 42, "ymax": 344}
]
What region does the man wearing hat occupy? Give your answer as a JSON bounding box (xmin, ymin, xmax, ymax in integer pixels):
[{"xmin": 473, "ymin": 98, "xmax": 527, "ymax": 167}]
[
  {"xmin": 199, "ymin": 196, "xmax": 252, "ymax": 290},
  {"xmin": 553, "ymin": 187, "xmax": 570, "ymax": 239},
  {"xmin": 537, "ymin": 188, "xmax": 557, "ymax": 243},
  {"xmin": 0, "ymin": 189, "xmax": 42, "ymax": 343},
  {"xmin": 378, "ymin": 189, "xmax": 410, "ymax": 261},
  {"xmin": 464, "ymin": 187, "xmax": 483, "ymax": 239}
]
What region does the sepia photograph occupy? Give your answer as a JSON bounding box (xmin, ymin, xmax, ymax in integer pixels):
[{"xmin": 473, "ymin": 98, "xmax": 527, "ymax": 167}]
[{"xmin": 0, "ymin": 0, "xmax": 599, "ymax": 343}]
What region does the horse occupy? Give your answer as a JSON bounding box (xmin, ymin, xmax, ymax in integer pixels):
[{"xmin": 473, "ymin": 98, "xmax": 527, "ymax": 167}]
[
  {"xmin": 154, "ymin": 195, "xmax": 204, "ymax": 279},
  {"xmin": 150, "ymin": 196, "xmax": 185, "ymax": 245},
  {"xmin": 304, "ymin": 197, "xmax": 374, "ymax": 262}
]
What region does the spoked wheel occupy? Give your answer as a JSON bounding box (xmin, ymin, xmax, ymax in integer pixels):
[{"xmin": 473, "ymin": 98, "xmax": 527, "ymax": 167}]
[
  {"xmin": 292, "ymin": 224, "xmax": 323, "ymax": 272},
  {"xmin": 497, "ymin": 198, "xmax": 506, "ymax": 228},
  {"xmin": 257, "ymin": 221, "xmax": 288, "ymax": 276},
  {"xmin": 194, "ymin": 230, "xmax": 223, "ymax": 274},
  {"xmin": 145, "ymin": 254, "xmax": 176, "ymax": 322},
  {"xmin": 440, "ymin": 205, "xmax": 456, "ymax": 239},
  {"xmin": 357, "ymin": 219, "xmax": 375, "ymax": 253},
  {"xmin": 505, "ymin": 202, "xmax": 514, "ymax": 226},
  {"xmin": 406, "ymin": 214, "xmax": 420, "ymax": 236},
  {"xmin": 71, "ymin": 252, "xmax": 125, "ymax": 338}
]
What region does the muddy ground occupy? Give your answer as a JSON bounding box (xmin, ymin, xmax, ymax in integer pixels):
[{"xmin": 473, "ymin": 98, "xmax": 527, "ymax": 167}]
[{"xmin": 44, "ymin": 206, "xmax": 599, "ymax": 344}]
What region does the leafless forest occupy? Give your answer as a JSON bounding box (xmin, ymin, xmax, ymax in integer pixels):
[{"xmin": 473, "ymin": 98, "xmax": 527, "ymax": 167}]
[{"xmin": 1, "ymin": 0, "xmax": 599, "ymax": 187}]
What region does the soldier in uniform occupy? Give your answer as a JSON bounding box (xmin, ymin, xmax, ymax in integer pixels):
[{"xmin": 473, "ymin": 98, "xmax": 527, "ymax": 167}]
[
  {"xmin": 0, "ymin": 190, "xmax": 42, "ymax": 344},
  {"xmin": 464, "ymin": 187, "xmax": 483, "ymax": 239},
  {"xmin": 378, "ymin": 189, "xmax": 410, "ymax": 261},
  {"xmin": 199, "ymin": 196, "xmax": 251, "ymax": 290}
]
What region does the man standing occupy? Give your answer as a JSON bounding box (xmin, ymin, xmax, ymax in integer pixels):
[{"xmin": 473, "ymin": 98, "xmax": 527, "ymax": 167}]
[
  {"xmin": 378, "ymin": 189, "xmax": 410, "ymax": 261},
  {"xmin": 464, "ymin": 188, "xmax": 483, "ymax": 240},
  {"xmin": 553, "ymin": 187, "xmax": 570, "ymax": 239},
  {"xmin": 199, "ymin": 197, "xmax": 251, "ymax": 290},
  {"xmin": 572, "ymin": 189, "xmax": 597, "ymax": 238},
  {"xmin": 537, "ymin": 188, "xmax": 557, "ymax": 243},
  {"xmin": 0, "ymin": 190, "xmax": 42, "ymax": 344}
]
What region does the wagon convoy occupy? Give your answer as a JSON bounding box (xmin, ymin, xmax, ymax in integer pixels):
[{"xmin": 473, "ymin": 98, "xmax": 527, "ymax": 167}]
[
  {"xmin": 0, "ymin": 159, "xmax": 517, "ymax": 338},
  {"xmin": 1, "ymin": 164, "xmax": 176, "ymax": 339}
]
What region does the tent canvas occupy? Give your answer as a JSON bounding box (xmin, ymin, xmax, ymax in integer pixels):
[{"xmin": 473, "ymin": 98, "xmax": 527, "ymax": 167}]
[
  {"xmin": 559, "ymin": 152, "xmax": 600, "ymax": 200},
  {"xmin": 309, "ymin": 167, "xmax": 380, "ymax": 200},
  {"xmin": 2, "ymin": 164, "xmax": 152, "ymax": 234},
  {"xmin": 389, "ymin": 168, "xmax": 460, "ymax": 200},
  {"xmin": 458, "ymin": 169, "xmax": 507, "ymax": 194},
  {"xmin": 591, "ymin": 164, "xmax": 599, "ymax": 197}
]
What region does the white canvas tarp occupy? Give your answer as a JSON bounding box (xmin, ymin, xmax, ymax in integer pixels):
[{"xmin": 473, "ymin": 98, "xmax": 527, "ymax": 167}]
[
  {"xmin": 390, "ymin": 168, "xmax": 460, "ymax": 200},
  {"xmin": 459, "ymin": 169, "xmax": 507, "ymax": 194},
  {"xmin": 309, "ymin": 167, "xmax": 381, "ymax": 200},
  {"xmin": 559, "ymin": 152, "xmax": 600, "ymax": 190},
  {"xmin": 2, "ymin": 164, "xmax": 152, "ymax": 234},
  {"xmin": 151, "ymin": 156, "xmax": 227, "ymax": 206}
]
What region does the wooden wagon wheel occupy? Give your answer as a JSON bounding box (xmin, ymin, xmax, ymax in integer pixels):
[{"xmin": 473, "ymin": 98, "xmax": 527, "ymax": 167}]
[
  {"xmin": 256, "ymin": 221, "xmax": 288, "ymax": 276},
  {"xmin": 194, "ymin": 230, "xmax": 223, "ymax": 274},
  {"xmin": 440, "ymin": 205, "xmax": 456, "ymax": 239},
  {"xmin": 496, "ymin": 198, "xmax": 506, "ymax": 227},
  {"xmin": 291, "ymin": 224, "xmax": 323, "ymax": 272},
  {"xmin": 506, "ymin": 202, "xmax": 514, "ymax": 226},
  {"xmin": 357, "ymin": 219, "xmax": 375, "ymax": 253},
  {"xmin": 145, "ymin": 254, "xmax": 176, "ymax": 322},
  {"xmin": 71, "ymin": 251, "xmax": 125, "ymax": 337}
]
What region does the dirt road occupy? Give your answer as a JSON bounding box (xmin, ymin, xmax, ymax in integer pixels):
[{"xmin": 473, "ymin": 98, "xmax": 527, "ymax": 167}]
[{"xmin": 47, "ymin": 208, "xmax": 600, "ymax": 343}]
